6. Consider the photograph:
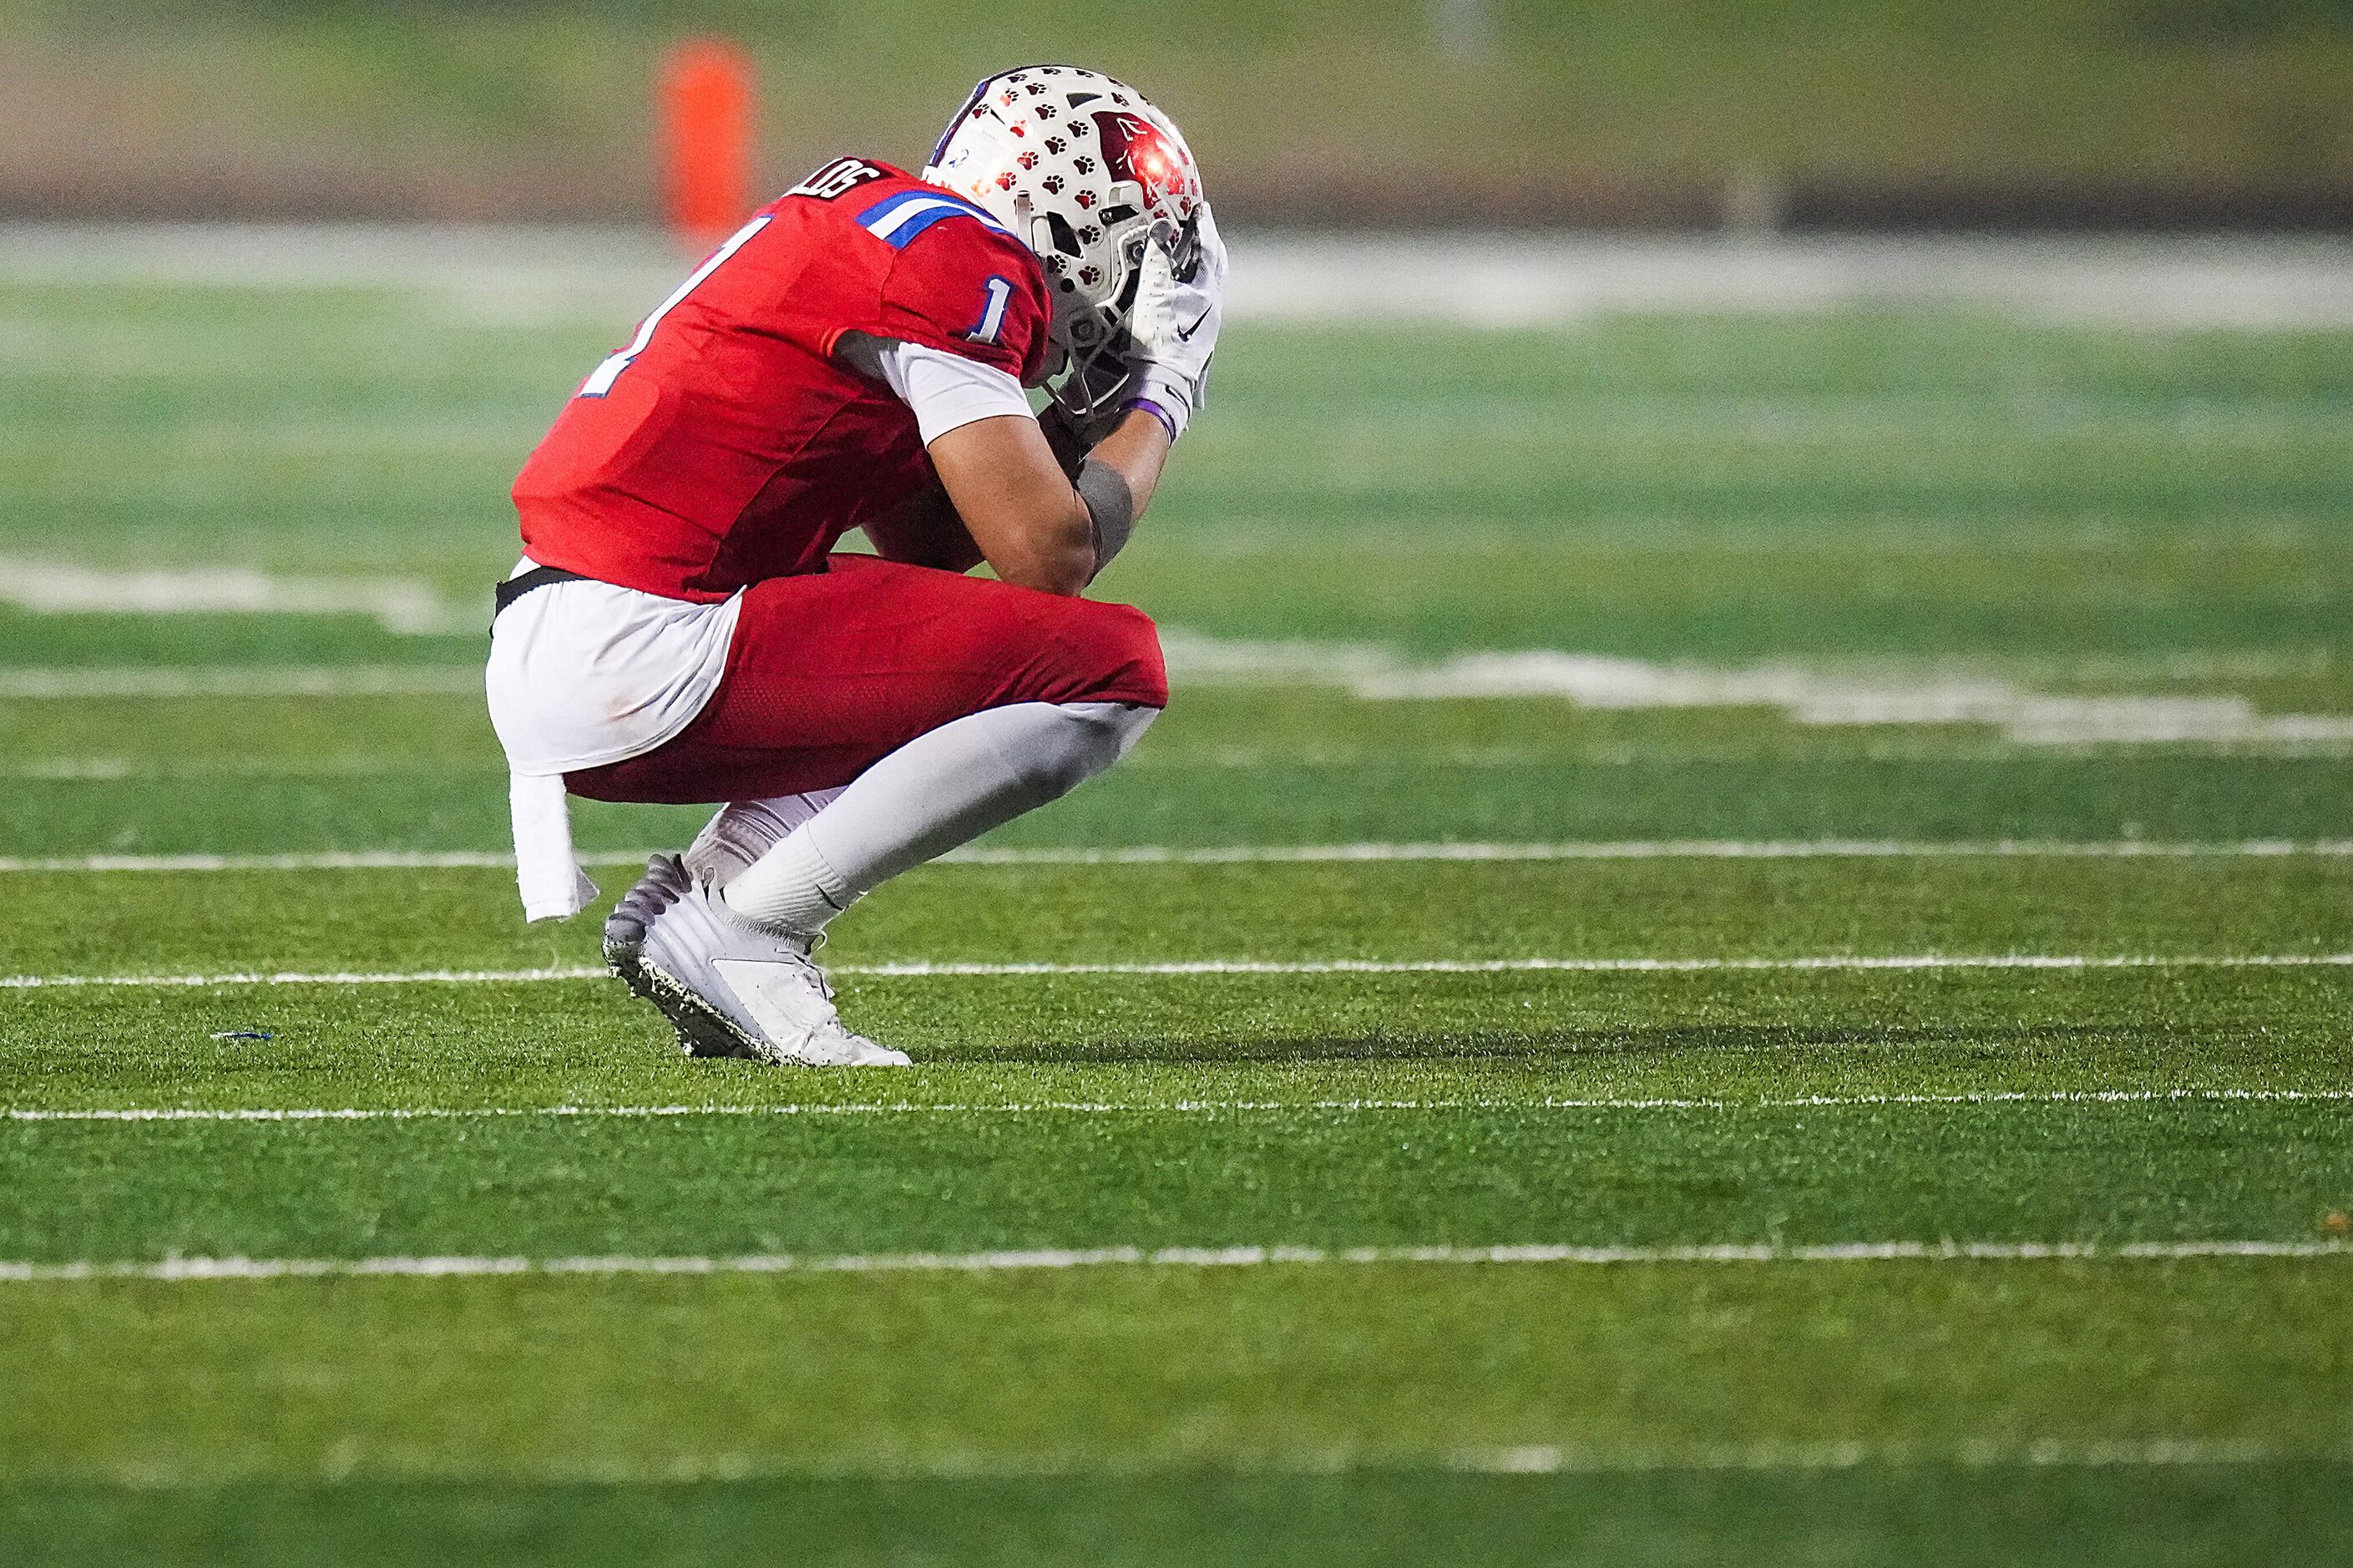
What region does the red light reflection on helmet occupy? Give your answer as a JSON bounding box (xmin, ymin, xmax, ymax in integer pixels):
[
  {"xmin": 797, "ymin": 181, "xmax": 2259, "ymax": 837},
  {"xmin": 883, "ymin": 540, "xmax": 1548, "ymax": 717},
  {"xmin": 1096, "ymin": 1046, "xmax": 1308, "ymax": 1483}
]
[{"xmin": 1091, "ymin": 112, "xmax": 1198, "ymax": 212}]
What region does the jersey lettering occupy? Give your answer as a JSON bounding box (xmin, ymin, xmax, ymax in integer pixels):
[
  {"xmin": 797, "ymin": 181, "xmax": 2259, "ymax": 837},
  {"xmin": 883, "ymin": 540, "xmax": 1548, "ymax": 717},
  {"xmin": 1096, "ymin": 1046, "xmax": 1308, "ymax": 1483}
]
[
  {"xmin": 787, "ymin": 158, "xmax": 888, "ymax": 201},
  {"xmin": 579, "ymin": 215, "xmax": 771, "ymax": 398}
]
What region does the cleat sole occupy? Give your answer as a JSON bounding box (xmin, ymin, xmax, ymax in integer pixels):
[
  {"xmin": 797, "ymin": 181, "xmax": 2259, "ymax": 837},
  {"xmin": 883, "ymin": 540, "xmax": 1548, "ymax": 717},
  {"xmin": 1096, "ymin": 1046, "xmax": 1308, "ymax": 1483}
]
[
  {"xmin": 638, "ymin": 958, "xmax": 781, "ymax": 1065},
  {"xmin": 607, "ymin": 934, "xmax": 755, "ymax": 1061}
]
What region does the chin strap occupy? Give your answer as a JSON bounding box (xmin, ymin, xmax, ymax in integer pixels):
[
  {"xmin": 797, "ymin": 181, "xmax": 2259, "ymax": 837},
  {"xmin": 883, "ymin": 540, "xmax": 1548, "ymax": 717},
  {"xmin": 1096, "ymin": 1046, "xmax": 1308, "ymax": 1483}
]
[{"xmin": 1049, "ymin": 339, "xmax": 1136, "ymax": 433}]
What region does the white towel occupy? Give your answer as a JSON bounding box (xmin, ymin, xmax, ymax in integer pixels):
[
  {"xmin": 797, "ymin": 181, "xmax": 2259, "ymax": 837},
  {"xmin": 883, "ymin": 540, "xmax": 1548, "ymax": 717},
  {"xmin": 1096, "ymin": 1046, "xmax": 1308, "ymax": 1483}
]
[{"xmin": 509, "ymin": 770, "xmax": 598, "ymax": 921}]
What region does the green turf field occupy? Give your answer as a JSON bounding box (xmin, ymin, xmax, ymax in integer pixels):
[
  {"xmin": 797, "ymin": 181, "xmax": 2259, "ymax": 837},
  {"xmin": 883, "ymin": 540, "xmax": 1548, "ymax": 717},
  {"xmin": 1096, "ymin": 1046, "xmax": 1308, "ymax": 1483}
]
[{"xmin": 3, "ymin": 255, "xmax": 2351, "ymax": 1564}]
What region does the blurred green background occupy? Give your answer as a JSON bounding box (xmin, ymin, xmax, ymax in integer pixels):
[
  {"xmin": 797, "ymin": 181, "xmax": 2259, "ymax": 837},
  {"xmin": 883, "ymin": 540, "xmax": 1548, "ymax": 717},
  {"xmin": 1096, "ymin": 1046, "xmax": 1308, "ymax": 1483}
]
[{"xmin": 3, "ymin": 0, "xmax": 2351, "ymax": 224}]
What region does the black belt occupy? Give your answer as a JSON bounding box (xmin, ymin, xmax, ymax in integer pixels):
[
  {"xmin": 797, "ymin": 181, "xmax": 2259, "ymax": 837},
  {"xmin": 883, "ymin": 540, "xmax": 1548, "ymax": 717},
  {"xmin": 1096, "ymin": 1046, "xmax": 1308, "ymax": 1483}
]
[{"xmin": 493, "ymin": 566, "xmax": 590, "ymax": 621}]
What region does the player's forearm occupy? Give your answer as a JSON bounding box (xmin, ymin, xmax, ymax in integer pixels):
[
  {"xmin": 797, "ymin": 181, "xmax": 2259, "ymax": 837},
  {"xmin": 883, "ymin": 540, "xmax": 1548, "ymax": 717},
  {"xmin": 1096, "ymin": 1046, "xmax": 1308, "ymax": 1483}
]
[
  {"xmin": 1085, "ymin": 409, "xmax": 1171, "ymax": 522},
  {"xmin": 929, "ymin": 413, "xmax": 1107, "ymax": 597}
]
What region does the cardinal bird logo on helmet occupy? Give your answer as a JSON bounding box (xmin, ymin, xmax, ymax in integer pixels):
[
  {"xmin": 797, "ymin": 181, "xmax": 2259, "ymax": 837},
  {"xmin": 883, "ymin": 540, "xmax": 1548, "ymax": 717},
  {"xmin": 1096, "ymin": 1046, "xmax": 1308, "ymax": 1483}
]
[{"xmin": 1094, "ymin": 113, "xmax": 1199, "ymax": 220}]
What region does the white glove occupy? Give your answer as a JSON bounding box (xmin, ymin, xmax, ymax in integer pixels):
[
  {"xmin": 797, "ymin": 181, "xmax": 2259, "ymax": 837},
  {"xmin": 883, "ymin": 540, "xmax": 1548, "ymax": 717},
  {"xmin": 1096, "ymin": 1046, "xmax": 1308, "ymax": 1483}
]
[{"xmin": 1122, "ymin": 202, "xmax": 1227, "ymax": 439}]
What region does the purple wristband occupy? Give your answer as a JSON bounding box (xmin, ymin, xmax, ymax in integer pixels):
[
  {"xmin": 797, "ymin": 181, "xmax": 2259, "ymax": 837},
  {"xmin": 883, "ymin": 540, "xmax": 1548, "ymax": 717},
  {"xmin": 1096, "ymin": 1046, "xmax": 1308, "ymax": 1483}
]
[{"xmin": 1123, "ymin": 397, "xmax": 1180, "ymax": 443}]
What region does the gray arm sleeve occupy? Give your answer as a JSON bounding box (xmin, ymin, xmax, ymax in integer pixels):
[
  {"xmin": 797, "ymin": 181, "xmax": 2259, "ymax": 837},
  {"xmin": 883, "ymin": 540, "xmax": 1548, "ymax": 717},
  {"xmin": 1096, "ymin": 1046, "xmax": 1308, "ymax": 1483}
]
[{"xmin": 1075, "ymin": 457, "xmax": 1136, "ymax": 578}]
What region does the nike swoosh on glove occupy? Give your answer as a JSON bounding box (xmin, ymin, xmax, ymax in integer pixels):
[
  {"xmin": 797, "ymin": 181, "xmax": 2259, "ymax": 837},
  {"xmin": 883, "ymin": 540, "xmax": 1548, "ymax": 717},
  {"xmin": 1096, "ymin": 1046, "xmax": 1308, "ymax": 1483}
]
[{"xmin": 1123, "ymin": 201, "xmax": 1228, "ymax": 440}]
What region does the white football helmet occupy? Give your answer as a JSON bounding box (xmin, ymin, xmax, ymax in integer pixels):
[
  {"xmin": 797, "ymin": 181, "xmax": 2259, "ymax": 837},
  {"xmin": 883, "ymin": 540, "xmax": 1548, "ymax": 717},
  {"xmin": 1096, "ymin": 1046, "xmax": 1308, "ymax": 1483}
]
[{"xmin": 923, "ymin": 64, "xmax": 1205, "ymax": 412}]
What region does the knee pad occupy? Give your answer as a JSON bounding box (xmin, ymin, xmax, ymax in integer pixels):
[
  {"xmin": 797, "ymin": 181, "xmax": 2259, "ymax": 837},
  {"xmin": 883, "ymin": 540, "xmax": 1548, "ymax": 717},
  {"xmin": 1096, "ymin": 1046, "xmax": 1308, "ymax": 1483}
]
[
  {"xmin": 1061, "ymin": 700, "xmax": 1158, "ymax": 766},
  {"xmin": 1057, "ymin": 602, "xmax": 1168, "ymax": 708},
  {"xmin": 999, "ymin": 701, "xmax": 1158, "ymax": 801}
]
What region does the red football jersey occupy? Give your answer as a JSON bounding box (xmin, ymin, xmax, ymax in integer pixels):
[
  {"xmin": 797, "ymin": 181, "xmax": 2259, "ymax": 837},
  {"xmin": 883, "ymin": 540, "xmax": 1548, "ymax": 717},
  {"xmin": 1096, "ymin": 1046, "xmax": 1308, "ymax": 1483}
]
[{"xmin": 512, "ymin": 159, "xmax": 1053, "ymax": 599}]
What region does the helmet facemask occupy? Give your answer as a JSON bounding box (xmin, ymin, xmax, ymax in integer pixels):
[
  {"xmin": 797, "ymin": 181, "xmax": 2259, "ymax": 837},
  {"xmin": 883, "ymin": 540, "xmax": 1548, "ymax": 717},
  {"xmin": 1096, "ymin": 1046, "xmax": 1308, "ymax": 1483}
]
[{"xmin": 1049, "ymin": 227, "xmax": 1148, "ymax": 418}]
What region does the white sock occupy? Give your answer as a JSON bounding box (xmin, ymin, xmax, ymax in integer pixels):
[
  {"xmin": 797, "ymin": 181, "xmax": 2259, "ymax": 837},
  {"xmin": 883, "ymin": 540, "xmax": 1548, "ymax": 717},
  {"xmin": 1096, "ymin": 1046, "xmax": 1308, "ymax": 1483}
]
[
  {"xmin": 721, "ymin": 828, "xmax": 857, "ymax": 934},
  {"xmin": 722, "ymin": 701, "xmax": 1155, "ymax": 934},
  {"xmin": 685, "ymin": 790, "xmax": 843, "ymax": 887}
]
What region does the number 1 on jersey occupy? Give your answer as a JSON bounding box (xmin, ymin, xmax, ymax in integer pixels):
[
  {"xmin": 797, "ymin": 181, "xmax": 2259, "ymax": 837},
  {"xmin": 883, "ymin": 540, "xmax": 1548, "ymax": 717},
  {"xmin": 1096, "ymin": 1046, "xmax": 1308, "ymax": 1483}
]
[
  {"xmin": 964, "ymin": 276, "xmax": 1013, "ymax": 346},
  {"xmin": 579, "ymin": 214, "xmax": 772, "ymax": 399}
]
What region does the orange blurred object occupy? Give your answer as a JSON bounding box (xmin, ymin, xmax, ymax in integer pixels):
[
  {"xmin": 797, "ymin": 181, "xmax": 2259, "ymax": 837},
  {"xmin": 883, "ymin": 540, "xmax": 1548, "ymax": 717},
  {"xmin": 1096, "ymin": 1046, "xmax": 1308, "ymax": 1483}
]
[{"xmin": 659, "ymin": 39, "xmax": 757, "ymax": 247}]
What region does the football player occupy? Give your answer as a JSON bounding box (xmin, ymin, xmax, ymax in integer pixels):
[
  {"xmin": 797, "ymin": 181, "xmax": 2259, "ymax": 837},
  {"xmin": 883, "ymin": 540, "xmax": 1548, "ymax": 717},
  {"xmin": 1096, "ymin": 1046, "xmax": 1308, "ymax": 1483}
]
[{"xmin": 485, "ymin": 65, "xmax": 1224, "ymax": 1066}]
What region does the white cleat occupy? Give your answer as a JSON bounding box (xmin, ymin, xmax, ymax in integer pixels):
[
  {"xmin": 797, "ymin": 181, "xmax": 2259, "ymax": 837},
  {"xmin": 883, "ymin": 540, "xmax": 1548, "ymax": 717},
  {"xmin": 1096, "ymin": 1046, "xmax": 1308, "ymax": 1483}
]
[
  {"xmin": 602, "ymin": 853, "xmax": 729, "ymax": 1059},
  {"xmin": 628, "ymin": 878, "xmax": 911, "ymax": 1068},
  {"xmin": 603, "ymin": 852, "xmax": 691, "ymax": 973}
]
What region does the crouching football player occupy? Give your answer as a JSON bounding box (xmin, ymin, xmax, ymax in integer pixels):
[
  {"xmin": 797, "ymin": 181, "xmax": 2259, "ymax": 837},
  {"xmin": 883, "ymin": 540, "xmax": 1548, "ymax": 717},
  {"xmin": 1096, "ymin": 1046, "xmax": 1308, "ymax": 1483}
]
[{"xmin": 485, "ymin": 66, "xmax": 1223, "ymax": 1065}]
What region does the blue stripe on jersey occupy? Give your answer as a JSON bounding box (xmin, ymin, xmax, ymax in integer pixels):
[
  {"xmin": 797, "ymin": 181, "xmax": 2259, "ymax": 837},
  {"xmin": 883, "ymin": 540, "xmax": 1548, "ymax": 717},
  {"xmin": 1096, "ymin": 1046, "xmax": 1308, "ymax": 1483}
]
[{"xmin": 856, "ymin": 189, "xmax": 1013, "ymax": 250}]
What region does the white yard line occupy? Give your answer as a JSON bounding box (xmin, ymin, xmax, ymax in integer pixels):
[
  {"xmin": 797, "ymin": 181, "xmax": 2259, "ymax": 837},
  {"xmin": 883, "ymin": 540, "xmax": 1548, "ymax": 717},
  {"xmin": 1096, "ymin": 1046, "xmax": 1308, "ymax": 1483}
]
[
  {"xmin": 4, "ymin": 839, "xmax": 2352, "ymax": 873},
  {"xmin": 1439, "ymin": 1437, "xmax": 2298, "ymax": 1476},
  {"xmin": 1158, "ymin": 632, "xmax": 2353, "ymax": 748},
  {"xmin": 2, "ymin": 647, "xmax": 2335, "ymax": 701},
  {"xmin": 41, "ymin": 1436, "xmax": 2317, "ymax": 1490},
  {"xmin": 0, "ymin": 757, "xmax": 485, "ymax": 781},
  {"xmin": 0, "ymin": 850, "xmax": 529, "ymax": 872},
  {"xmin": 13, "ymin": 625, "xmax": 2353, "ymax": 746},
  {"xmin": 9, "ymin": 226, "xmax": 2353, "ymax": 330},
  {"xmin": 14, "ymin": 741, "xmax": 2353, "ymax": 777},
  {"xmin": 940, "ymin": 839, "xmax": 2353, "ymax": 863},
  {"xmin": 0, "ymin": 665, "xmax": 481, "ymax": 698},
  {"xmin": 580, "ymin": 1436, "xmax": 2304, "ymax": 1481},
  {"xmin": 0, "ymin": 965, "xmax": 608, "ymax": 989},
  {"xmin": 10, "ymin": 1087, "xmax": 2350, "ymax": 1124},
  {"xmin": 2, "ymin": 1237, "xmax": 2343, "ymax": 1286},
  {"xmin": 838, "ymin": 953, "xmax": 2353, "ymax": 978},
  {"xmin": 6, "ymin": 952, "xmax": 2350, "ymax": 990},
  {"xmin": 15, "ymin": 1434, "xmax": 2315, "ymax": 1488},
  {"xmin": 0, "ymin": 562, "xmax": 470, "ymax": 636}
]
